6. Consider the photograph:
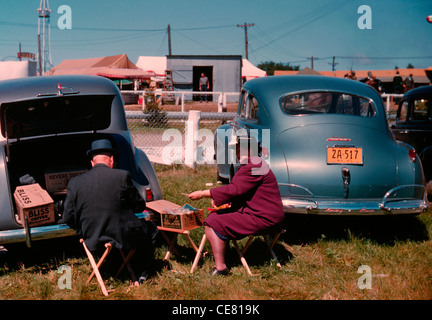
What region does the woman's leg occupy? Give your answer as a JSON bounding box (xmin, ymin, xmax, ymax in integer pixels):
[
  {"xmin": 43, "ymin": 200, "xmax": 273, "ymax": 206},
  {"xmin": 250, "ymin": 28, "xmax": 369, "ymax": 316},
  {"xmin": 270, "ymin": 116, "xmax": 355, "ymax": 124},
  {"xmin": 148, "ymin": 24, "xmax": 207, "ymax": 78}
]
[{"xmin": 205, "ymin": 226, "xmax": 228, "ymax": 271}]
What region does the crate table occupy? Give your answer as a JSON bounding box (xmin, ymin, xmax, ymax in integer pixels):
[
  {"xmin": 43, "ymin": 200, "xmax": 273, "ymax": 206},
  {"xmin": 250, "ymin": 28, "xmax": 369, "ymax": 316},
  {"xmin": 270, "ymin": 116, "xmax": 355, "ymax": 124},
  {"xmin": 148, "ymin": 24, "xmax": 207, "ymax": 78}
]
[{"xmin": 146, "ymin": 200, "xmax": 206, "ymax": 273}]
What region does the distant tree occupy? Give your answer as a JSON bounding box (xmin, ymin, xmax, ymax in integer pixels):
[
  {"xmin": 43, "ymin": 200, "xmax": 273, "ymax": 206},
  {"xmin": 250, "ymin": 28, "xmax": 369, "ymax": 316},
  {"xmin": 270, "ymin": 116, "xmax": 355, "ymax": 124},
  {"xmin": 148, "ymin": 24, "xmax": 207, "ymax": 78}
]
[
  {"xmin": 407, "ymin": 63, "xmax": 414, "ymax": 69},
  {"xmin": 257, "ymin": 61, "xmax": 300, "ymax": 76}
]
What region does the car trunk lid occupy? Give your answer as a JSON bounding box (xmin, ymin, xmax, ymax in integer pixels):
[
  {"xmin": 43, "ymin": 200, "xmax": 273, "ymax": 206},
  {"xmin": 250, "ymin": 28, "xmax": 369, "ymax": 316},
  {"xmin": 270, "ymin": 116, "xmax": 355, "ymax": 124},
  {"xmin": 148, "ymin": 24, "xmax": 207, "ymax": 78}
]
[
  {"xmin": 0, "ymin": 94, "xmax": 115, "ymax": 140},
  {"xmin": 277, "ymin": 122, "xmax": 397, "ymax": 199}
]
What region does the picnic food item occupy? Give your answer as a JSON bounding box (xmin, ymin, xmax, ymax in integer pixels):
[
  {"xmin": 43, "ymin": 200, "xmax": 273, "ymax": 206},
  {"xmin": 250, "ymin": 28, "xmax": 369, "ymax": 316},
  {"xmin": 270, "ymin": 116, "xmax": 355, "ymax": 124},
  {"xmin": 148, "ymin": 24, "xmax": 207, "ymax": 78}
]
[{"xmin": 208, "ymin": 203, "xmax": 231, "ymax": 212}]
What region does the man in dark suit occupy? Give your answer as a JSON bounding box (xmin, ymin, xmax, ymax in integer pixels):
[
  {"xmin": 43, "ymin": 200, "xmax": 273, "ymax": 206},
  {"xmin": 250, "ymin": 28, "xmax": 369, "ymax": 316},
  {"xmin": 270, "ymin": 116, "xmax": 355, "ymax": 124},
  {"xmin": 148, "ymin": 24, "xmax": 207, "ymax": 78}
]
[{"xmin": 63, "ymin": 139, "xmax": 158, "ymax": 282}]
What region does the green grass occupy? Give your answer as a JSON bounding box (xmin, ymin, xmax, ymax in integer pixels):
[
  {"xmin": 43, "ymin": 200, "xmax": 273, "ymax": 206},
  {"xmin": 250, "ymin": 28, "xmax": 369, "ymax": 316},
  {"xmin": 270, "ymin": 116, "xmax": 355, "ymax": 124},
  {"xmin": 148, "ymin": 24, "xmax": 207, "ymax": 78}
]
[{"xmin": 1, "ymin": 164, "xmax": 431, "ymax": 300}]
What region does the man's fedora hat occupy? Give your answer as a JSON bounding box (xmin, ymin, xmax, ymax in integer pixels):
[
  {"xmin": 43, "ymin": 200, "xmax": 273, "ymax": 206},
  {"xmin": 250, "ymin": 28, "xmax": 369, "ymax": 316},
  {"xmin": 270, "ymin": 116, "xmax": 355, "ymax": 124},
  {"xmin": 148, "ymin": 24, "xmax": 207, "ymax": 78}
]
[{"xmin": 86, "ymin": 139, "xmax": 118, "ymax": 159}]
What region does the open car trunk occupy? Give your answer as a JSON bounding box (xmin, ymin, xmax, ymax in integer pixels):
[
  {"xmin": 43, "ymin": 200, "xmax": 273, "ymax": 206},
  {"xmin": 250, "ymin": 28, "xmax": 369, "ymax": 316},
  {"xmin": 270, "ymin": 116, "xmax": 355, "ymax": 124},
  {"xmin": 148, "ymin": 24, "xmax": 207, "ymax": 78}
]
[
  {"xmin": 1, "ymin": 93, "xmax": 155, "ymax": 231},
  {"xmin": 5, "ymin": 133, "xmax": 135, "ymax": 226}
]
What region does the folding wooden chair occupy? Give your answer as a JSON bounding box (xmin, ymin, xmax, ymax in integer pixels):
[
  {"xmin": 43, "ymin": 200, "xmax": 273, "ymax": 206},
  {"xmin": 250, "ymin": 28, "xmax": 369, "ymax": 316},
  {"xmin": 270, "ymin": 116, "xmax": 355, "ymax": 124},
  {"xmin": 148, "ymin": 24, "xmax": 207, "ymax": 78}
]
[
  {"xmin": 80, "ymin": 239, "xmax": 137, "ymax": 296},
  {"xmin": 232, "ymin": 228, "xmax": 286, "ymax": 276},
  {"xmin": 190, "ymin": 229, "xmax": 286, "ymax": 276},
  {"xmin": 190, "ymin": 233, "xmax": 207, "ymax": 273}
]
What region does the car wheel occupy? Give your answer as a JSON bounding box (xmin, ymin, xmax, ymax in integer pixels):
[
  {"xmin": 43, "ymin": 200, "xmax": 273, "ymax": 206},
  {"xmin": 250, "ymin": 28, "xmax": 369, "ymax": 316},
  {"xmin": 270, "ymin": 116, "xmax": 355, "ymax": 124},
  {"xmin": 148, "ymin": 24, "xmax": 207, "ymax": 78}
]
[{"xmin": 217, "ymin": 169, "xmax": 229, "ymax": 185}]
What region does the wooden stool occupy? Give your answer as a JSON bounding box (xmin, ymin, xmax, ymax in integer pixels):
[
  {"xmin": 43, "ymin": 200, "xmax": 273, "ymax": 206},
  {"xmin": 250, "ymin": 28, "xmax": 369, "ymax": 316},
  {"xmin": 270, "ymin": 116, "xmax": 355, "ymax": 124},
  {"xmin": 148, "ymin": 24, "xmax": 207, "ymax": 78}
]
[
  {"xmin": 80, "ymin": 239, "xmax": 137, "ymax": 296},
  {"xmin": 190, "ymin": 229, "xmax": 286, "ymax": 276},
  {"xmin": 190, "ymin": 233, "xmax": 207, "ymax": 273},
  {"xmin": 232, "ymin": 229, "xmax": 286, "ymax": 276}
]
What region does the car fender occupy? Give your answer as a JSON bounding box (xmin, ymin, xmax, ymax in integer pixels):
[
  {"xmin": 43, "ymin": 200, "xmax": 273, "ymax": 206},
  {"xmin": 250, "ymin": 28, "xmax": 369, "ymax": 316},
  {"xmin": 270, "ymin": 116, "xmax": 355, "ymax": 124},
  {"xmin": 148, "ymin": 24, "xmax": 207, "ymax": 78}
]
[
  {"xmin": 0, "ymin": 146, "xmax": 20, "ymax": 230},
  {"xmin": 395, "ymin": 140, "xmax": 425, "ymax": 185},
  {"xmin": 134, "ymin": 147, "xmax": 163, "ymax": 200},
  {"xmin": 420, "ymin": 145, "xmax": 432, "ymax": 181},
  {"xmin": 214, "ymin": 123, "xmax": 236, "ymax": 180}
]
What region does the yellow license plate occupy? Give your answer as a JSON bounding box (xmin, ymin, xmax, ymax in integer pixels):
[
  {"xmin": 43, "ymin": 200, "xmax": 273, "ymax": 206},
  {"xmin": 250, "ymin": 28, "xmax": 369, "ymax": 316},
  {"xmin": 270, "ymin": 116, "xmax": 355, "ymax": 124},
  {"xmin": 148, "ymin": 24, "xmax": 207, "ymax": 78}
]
[{"xmin": 327, "ymin": 147, "xmax": 363, "ymax": 164}]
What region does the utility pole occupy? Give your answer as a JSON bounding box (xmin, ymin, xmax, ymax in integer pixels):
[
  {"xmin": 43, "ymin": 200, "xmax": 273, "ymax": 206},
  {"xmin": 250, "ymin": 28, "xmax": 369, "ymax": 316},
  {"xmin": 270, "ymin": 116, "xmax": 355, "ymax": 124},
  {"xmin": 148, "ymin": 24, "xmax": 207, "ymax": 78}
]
[
  {"xmin": 328, "ymin": 56, "xmax": 339, "ymax": 73},
  {"xmin": 237, "ymin": 22, "xmax": 254, "ymax": 60},
  {"xmin": 308, "ymin": 56, "xmax": 318, "ymax": 70},
  {"xmin": 167, "ymin": 24, "xmax": 172, "ymax": 56}
]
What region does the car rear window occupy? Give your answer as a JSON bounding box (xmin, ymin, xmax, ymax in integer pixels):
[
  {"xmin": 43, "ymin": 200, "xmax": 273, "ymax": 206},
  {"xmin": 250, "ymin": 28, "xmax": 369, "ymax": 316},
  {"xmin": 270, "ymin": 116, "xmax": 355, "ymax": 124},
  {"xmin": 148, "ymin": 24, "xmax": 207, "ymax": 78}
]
[{"xmin": 280, "ymin": 92, "xmax": 376, "ymax": 117}]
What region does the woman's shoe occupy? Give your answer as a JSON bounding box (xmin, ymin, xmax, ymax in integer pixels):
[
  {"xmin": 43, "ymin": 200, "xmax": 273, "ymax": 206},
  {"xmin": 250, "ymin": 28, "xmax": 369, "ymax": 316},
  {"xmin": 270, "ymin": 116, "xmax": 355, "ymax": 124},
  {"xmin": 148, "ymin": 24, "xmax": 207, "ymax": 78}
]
[{"xmin": 210, "ymin": 267, "xmax": 229, "ymax": 276}]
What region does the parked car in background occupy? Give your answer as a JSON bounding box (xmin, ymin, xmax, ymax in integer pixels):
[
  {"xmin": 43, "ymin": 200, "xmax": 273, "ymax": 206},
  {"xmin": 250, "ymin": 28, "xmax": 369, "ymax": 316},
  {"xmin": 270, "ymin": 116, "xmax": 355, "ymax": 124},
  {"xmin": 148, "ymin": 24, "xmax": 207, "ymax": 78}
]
[
  {"xmin": 0, "ymin": 75, "xmax": 162, "ymax": 247},
  {"xmin": 215, "ymin": 75, "xmax": 427, "ymax": 215},
  {"xmin": 391, "ymin": 85, "xmax": 432, "ymax": 201}
]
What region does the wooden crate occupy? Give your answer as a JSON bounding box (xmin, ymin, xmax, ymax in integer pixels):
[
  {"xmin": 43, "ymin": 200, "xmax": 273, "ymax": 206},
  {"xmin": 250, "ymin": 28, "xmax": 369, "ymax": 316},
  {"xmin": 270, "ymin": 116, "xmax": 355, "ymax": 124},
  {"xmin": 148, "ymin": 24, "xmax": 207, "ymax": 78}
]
[
  {"xmin": 146, "ymin": 200, "xmax": 204, "ymax": 230},
  {"xmin": 14, "ymin": 183, "xmax": 55, "ymax": 227}
]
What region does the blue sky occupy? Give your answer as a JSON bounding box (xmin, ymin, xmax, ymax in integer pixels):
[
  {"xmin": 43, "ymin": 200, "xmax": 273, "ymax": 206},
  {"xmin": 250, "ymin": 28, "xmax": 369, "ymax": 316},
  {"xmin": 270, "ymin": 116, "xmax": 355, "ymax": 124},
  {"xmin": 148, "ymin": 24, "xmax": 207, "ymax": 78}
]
[{"xmin": 1, "ymin": 0, "xmax": 432, "ymax": 72}]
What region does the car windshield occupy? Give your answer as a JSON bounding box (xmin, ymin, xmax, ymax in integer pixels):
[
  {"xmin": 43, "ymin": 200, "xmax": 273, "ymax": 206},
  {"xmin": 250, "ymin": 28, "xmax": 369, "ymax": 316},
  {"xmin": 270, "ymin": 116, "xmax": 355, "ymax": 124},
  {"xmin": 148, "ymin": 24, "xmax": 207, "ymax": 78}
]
[{"xmin": 280, "ymin": 92, "xmax": 376, "ymax": 117}]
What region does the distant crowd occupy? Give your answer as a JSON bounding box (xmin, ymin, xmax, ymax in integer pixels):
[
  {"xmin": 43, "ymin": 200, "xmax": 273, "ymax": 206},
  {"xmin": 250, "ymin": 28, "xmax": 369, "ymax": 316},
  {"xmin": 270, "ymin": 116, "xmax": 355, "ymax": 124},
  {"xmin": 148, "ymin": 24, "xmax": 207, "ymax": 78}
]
[{"xmin": 344, "ymin": 70, "xmax": 415, "ymax": 94}]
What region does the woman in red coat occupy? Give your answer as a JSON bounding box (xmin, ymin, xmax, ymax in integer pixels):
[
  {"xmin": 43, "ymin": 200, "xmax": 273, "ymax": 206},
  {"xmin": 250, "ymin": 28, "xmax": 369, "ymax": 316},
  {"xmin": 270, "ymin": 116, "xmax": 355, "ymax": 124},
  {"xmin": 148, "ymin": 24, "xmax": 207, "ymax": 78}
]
[{"xmin": 188, "ymin": 137, "xmax": 284, "ymax": 275}]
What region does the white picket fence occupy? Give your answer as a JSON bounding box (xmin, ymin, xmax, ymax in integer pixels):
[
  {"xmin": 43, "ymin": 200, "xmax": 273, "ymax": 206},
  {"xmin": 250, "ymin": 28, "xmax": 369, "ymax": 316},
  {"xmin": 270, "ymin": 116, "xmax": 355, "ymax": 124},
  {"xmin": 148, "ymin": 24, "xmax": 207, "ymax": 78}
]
[
  {"xmin": 121, "ymin": 90, "xmax": 240, "ymax": 113},
  {"xmin": 126, "ymin": 109, "xmax": 236, "ymax": 167}
]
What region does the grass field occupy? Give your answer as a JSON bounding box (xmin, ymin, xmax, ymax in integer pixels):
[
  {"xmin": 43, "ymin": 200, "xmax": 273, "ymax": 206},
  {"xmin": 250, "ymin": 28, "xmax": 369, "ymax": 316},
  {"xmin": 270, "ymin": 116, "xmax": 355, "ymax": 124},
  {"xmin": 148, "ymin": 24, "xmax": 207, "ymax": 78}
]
[{"xmin": 0, "ymin": 164, "xmax": 431, "ymax": 301}]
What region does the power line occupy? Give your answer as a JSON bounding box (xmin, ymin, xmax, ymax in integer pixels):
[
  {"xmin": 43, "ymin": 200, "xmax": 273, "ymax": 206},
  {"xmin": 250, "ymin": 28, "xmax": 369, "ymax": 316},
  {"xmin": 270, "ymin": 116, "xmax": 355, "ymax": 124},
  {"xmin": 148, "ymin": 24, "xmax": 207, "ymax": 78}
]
[
  {"xmin": 251, "ymin": 25, "xmax": 304, "ymax": 59},
  {"xmin": 0, "ymin": 19, "xmax": 233, "ymax": 32},
  {"xmin": 253, "ymin": 0, "xmax": 351, "ymax": 52},
  {"xmin": 336, "ymin": 55, "xmax": 432, "ymax": 60},
  {"xmin": 1, "ymin": 17, "xmax": 431, "ymax": 65},
  {"xmin": 173, "ymin": 30, "xmax": 227, "ymax": 55},
  {"xmin": 174, "ymin": 24, "xmax": 235, "ymax": 31}
]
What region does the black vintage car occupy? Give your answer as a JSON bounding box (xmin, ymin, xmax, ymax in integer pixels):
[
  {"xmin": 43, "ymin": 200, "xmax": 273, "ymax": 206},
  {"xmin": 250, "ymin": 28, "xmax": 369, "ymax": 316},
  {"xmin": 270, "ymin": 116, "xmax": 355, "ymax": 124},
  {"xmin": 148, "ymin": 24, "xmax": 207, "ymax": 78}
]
[
  {"xmin": 0, "ymin": 75, "xmax": 162, "ymax": 246},
  {"xmin": 391, "ymin": 85, "xmax": 432, "ymax": 198}
]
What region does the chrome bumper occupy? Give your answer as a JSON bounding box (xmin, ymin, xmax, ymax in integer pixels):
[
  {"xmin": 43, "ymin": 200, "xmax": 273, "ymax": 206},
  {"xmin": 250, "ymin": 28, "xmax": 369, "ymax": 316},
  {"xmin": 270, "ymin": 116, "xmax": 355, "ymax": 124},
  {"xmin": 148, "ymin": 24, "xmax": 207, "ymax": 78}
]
[
  {"xmin": 281, "ymin": 184, "xmax": 428, "ymax": 215},
  {"xmin": 0, "ymin": 212, "xmax": 149, "ymax": 246},
  {"xmin": 0, "ymin": 224, "xmax": 76, "ymax": 245}
]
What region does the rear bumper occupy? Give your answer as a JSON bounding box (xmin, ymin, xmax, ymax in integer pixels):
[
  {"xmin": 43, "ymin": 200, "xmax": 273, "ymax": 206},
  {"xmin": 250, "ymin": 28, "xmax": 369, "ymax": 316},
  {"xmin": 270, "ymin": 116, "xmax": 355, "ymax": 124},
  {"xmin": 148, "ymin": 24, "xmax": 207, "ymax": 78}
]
[
  {"xmin": 281, "ymin": 184, "xmax": 428, "ymax": 215},
  {"xmin": 0, "ymin": 211, "xmax": 150, "ymax": 246},
  {"xmin": 0, "ymin": 224, "xmax": 76, "ymax": 245}
]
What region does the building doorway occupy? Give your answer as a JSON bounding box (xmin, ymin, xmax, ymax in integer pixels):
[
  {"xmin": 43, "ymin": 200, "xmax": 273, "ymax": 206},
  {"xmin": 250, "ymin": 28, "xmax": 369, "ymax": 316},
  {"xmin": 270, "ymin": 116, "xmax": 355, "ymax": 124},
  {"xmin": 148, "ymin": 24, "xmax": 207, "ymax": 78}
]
[{"xmin": 193, "ymin": 66, "xmax": 213, "ymax": 101}]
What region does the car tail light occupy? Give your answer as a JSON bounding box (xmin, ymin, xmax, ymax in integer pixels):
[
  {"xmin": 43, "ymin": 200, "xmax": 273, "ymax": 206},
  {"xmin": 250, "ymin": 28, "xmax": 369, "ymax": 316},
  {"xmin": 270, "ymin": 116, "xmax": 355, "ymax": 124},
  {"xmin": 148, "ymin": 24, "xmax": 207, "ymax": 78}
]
[
  {"xmin": 260, "ymin": 146, "xmax": 269, "ymax": 159},
  {"xmin": 145, "ymin": 187, "xmax": 153, "ymax": 201},
  {"xmin": 408, "ymin": 148, "xmax": 417, "ymax": 162}
]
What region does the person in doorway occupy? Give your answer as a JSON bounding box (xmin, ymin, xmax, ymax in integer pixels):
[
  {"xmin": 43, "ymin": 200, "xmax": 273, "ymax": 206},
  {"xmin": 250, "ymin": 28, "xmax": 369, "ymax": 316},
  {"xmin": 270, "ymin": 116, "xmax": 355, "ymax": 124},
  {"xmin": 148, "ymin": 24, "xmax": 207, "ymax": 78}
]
[
  {"xmin": 199, "ymin": 73, "xmax": 210, "ymax": 102},
  {"xmin": 62, "ymin": 139, "xmax": 159, "ymax": 283},
  {"xmin": 187, "ymin": 136, "xmax": 285, "ymax": 275}
]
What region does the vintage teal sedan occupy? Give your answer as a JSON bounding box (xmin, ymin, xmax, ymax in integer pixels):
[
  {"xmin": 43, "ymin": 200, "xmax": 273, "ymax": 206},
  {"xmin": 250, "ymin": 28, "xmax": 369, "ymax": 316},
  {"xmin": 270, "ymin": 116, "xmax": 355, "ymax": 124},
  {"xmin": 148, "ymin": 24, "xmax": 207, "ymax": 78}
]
[{"xmin": 215, "ymin": 75, "xmax": 427, "ymax": 215}]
